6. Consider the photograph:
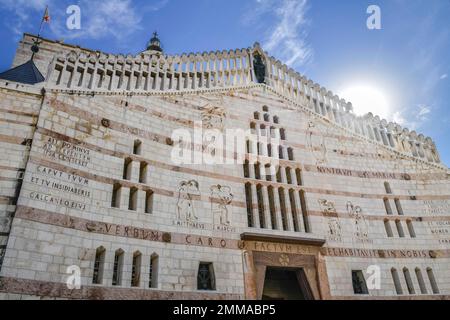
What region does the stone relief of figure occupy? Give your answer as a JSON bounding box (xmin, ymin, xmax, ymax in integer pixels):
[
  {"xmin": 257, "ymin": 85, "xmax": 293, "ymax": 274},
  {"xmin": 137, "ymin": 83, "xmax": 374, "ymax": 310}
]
[
  {"xmin": 253, "ymin": 53, "xmax": 266, "ymax": 84},
  {"xmin": 177, "ymin": 180, "xmax": 201, "ymax": 222},
  {"xmin": 318, "ymin": 199, "xmax": 342, "ymax": 242},
  {"xmin": 210, "ymin": 185, "xmax": 233, "ymax": 226},
  {"xmin": 318, "ymin": 199, "xmax": 337, "ymax": 215},
  {"xmin": 201, "ymin": 104, "xmax": 226, "ymax": 131},
  {"xmin": 306, "ymin": 121, "xmax": 328, "ymax": 165},
  {"xmin": 346, "ymin": 201, "xmax": 369, "ymax": 240}
]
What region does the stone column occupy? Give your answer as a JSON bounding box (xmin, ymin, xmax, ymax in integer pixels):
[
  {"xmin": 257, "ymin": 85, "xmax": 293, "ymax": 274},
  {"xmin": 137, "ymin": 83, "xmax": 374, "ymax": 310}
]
[
  {"xmin": 281, "ymin": 188, "xmax": 294, "ymax": 231},
  {"xmin": 251, "ymin": 184, "xmax": 260, "ymax": 228},
  {"xmin": 242, "ymin": 250, "xmax": 258, "ymax": 300},
  {"xmin": 272, "ymin": 187, "xmax": 283, "ymax": 231},
  {"xmin": 292, "ymin": 190, "xmax": 304, "ymax": 232}
]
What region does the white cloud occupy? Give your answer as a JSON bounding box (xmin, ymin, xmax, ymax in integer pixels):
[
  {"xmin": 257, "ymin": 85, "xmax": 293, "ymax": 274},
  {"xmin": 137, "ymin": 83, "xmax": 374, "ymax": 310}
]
[
  {"xmin": 0, "ymin": 0, "xmax": 169, "ymax": 41},
  {"xmin": 392, "ymin": 104, "xmax": 432, "ymax": 130},
  {"xmin": 441, "ymin": 74, "xmax": 448, "ymax": 80},
  {"xmin": 245, "ymin": 0, "xmax": 312, "ymax": 68}
]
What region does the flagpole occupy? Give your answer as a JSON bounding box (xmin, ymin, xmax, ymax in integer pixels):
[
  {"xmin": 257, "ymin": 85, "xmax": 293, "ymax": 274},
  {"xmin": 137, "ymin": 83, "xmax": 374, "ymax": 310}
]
[{"xmin": 31, "ymin": 5, "xmax": 48, "ymax": 60}]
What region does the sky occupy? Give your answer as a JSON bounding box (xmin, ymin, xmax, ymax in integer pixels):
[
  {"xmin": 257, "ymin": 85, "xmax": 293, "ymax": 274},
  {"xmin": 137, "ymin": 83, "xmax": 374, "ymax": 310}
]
[{"xmin": 0, "ymin": 0, "xmax": 449, "ymax": 166}]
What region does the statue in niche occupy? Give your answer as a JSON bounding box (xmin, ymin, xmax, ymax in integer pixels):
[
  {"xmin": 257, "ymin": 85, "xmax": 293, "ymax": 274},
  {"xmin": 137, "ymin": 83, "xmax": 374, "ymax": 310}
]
[
  {"xmin": 346, "ymin": 201, "xmax": 369, "ymax": 241},
  {"xmin": 177, "ymin": 180, "xmax": 200, "ymax": 222},
  {"xmin": 253, "ymin": 53, "xmax": 266, "ymax": 84},
  {"xmin": 201, "ymin": 104, "xmax": 226, "ymax": 131},
  {"xmin": 210, "ymin": 185, "xmax": 234, "ymax": 226}
]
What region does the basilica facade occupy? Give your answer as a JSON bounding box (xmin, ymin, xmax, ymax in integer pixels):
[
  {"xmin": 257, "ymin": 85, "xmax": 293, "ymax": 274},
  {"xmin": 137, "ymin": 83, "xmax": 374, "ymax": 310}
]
[{"xmin": 0, "ymin": 33, "xmax": 449, "ymax": 300}]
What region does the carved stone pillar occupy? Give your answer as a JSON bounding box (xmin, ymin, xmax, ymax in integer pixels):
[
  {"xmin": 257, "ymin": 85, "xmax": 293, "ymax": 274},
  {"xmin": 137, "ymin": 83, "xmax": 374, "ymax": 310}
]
[{"xmin": 261, "ymin": 186, "xmax": 272, "ymax": 230}]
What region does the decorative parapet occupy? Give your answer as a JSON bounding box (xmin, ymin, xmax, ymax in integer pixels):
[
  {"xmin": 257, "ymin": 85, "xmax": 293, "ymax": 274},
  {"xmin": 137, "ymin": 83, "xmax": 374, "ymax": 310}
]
[{"xmin": 41, "ymin": 39, "xmax": 442, "ymax": 166}]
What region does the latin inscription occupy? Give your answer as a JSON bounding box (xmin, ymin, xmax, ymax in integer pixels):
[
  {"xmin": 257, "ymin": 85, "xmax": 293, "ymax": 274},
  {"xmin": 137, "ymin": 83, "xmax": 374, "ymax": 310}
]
[
  {"xmin": 423, "ymin": 200, "xmax": 450, "ymax": 215},
  {"xmin": 43, "ymin": 137, "xmax": 91, "ymax": 167}
]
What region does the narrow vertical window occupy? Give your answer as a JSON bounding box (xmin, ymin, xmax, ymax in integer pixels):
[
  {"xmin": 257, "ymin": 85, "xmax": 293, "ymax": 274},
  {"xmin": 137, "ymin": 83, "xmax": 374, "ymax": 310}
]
[
  {"xmin": 197, "ymin": 262, "xmax": 216, "ymax": 291},
  {"xmin": 427, "ymin": 268, "xmax": 439, "ymax": 294},
  {"xmin": 352, "ymin": 270, "xmax": 369, "ymax": 294},
  {"xmin": 262, "ymin": 106, "xmax": 269, "ymax": 112},
  {"xmin": 255, "ymin": 163, "xmax": 261, "ymax": 180},
  {"xmin": 299, "ymin": 190, "xmax": 310, "ymax": 233},
  {"xmin": 245, "ymin": 183, "xmax": 254, "ymax": 227},
  {"xmin": 92, "ymin": 246, "xmax": 106, "ymax": 285},
  {"xmin": 112, "ymin": 249, "xmax": 124, "ymax": 286},
  {"xmin": 286, "ymin": 167, "xmax": 292, "ymax": 184},
  {"xmin": 415, "ymin": 268, "xmax": 427, "ymax": 294},
  {"xmin": 384, "ymin": 198, "xmax": 393, "ymax": 215},
  {"xmin": 133, "ymin": 140, "xmax": 142, "ymax": 155},
  {"xmin": 139, "ymin": 162, "xmax": 148, "ymax": 184},
  {"xmin": 394, "ymin": 199, "xmax": 403, "ymax": 215},
  {"xmin": 131, "ymin": 251, "xmax": 142, "ymax": 287},
  {"xmin": 243, "ymin": 160, "xmax": 250, "ymax": 178},
  {"xmin": 391, "ymin": 268, "xmax": 403, "ymax": 295},
  {"xmin": 273, "ymin": 116, "xmax": 279, "ymax": 124},
  {"xmin": 265, "ymin": 164, "xmax": 272, "ymax": 182},
  {"xmin": 111, "ymin": 183, "xmax": 122, "ymax": 208},
  {"xmin": 287, "ymin": 147, "xmax": 294, "ymax": 161},
  {"xmin": 256, "ymin": 185, "xmax": 266, "ymax": 228},
  {"xmin": 123, "ymin": 157, "xmax": 132, "ymax": 180},
  {"xmin": 149, "ymin": 254, "xmax": 159, "ymax": 289},
  {"xmin": 129, "ymin": 187, "xmax": 138, "ymax": 211},
  {"xmin": 264, "ymin": 113, "xmax": 270, "ymax": 122},
  {"xmin": 384, "ymin": 219, "xmax": 394, "ymax": 237},
  {"xmin": 254, "ymin": 112, "xmax": 260, "ymax": 120},
  {"xmin": 384, "ymin": 182, "xmax": 392, "ymax": 194},
  {"xmin": 278, "ymin": 188, "xmax": 288, "ymax": 231},
  {"xmin": 267, "ymin": 187, "xmax": 277, "ymax": 230},
  {"xmin": 278, "ymin": 145, "xmax": 284, "ymax": 159},
  {"xmin": 295, "ymin": 168, "xmax": 303, "ymax": 186},
  {"xmin": 289, "ymin": 189, "xmax": 299, "ymax": 232},
  {"xmin": 145, "ymin": 190, "xmax": 153, "ymax": 214},
  {"xmin": 280, "ymin": 128, "xmax": 286, "ymax": 141},
  {"xmin": 396, "ymin": 220, "xmax": 405, "ymax": 238},
  {"xmin": 403, "ymin": 268, "xmax": 415, "ymax": 294},
  {"xmin": 407, "ymin": 220, "xmax": 416, "ymax": 238},
  {"xmin": 267, "ymin": 144, "xmax": 273, "ymax": 157}
]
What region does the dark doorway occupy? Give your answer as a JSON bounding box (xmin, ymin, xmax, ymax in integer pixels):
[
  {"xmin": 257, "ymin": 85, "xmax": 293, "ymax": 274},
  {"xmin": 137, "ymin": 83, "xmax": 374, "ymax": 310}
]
[{"xmin": 262, "ymin": 267, "xmax": 314, "ymax": 300}]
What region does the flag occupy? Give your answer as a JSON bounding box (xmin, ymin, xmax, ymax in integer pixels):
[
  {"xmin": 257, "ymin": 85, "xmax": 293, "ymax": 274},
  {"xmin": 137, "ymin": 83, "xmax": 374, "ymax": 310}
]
[{"xmin": 43, "ymin": 7, "xmax": 50, "ymax": 23}]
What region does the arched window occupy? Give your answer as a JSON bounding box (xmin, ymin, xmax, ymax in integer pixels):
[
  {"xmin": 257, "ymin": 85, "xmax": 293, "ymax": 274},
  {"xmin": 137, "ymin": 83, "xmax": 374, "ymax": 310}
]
[
  {"xmin": 245, "ymin": 183, "xmax": 254, "ymax": 227},
  {"xmin": 250, "ymin": 122, "xmax": 257, "ymax": 135},
  {"xmin": 391, "ymin": 268, "xmax": 403, "ymax": 295},
  {"xmin": 295, "ymin": 168, "xmax": 303, "ymax": 186},
  {"xmin": 352, "ymin": 270, "xmax": 369, "ymax": 295},
  {"xmin": 264, "ymin": 113, "xmax": 270, "ymax": 122},
  {"xmin": 111, "ymin": 183, "xmax": 122, "ymax": 208},
  {"xmin": 407, "ymin": 220, "xmax": 416, "ymax": 238},
  {"xmin": 92, "ymin": 246, "xmax": 106, "ymax": 284},
  {"xmin": 254, "ymin": 112, "xmax": 260, "ymax": 120},
  {"xmin": 145, "ymin": 190, "xmax": 154, "ymax": 214},
  {"xmin": 394, "ymin": 199, "xmax": 403, "ymax": 215},
  {"xmin": 415, "ymin": 268, "xmax": 427, "ymax": 294},
  {"xmin": 129, "ymin": 187, "xmax": 138, "ymax": 211},
  {"xmin": 139, "ymin": 162, "xmax": 148, "ymax": 184},
  {"xmin": 133, "ymin": 140, "xmax": 142, "ymax": 155},
  {"xmin": 384, "ymin": 182, "xmax": 392, "ymax": 194},
  {"xmin": 149, "ymin": 253, "xmax": 159, "ymax": 289},
  {"xmin": 427, "ymin": 268, "xmax": 439, "ymax": 294},
  {"xmin": 262, "ymin": 106, "xmax": 269, "ymax": 112},
  {"xmin": 123, "ymin": 157, "xmax": 132, "ymax": 180},
  {"xmin": 265, "ymin": 164, "xmax": 272, "ymax": 182},
  {"xmin": 112, "ymin": 249, "xmax": 124, "ymax": 286},
  {"xmin": 131, "ymin": 251, "xmax": 142, "ymax": 287},
  {"xmin": 403, "ymin": 267, "xmax": 415, "ymax": 294},
  {"xmin": 197, "ymin": 262, "xmax": 216, "ymax": 291},
  {"xmin": 384, "ymin": 198, "xmax": 393, "ymax": 215},
  {"xmin": 273, "ymin": 116, "xmax": 279, "ymax": 124},
  {"xmin": 395, "ymin": 220, "xmax": 405, "ymax": 238},
  {"xmin": 267, "ymin": 144, "xmax": 273, "ymax": 157},
  {"xmin": 276, "ymin": 168, "xmax": 282, "ymax": 183},
  {"xmin": 384, "ymin": 219, "xmax": 394, "ymax": 237}
]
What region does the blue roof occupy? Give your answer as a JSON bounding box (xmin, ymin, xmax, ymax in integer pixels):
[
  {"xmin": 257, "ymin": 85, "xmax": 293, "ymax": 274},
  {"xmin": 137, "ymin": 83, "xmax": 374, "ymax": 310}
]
[{"xmin": 0, "ymin": 60, "xmax": 44, "ymax": 85}]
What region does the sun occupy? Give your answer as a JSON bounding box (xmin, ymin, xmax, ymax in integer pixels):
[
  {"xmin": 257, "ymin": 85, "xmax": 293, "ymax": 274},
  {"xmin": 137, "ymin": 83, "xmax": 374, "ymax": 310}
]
[{"xmin": 339, "ymin": 85, "xmax": 390, "ymax": 119}]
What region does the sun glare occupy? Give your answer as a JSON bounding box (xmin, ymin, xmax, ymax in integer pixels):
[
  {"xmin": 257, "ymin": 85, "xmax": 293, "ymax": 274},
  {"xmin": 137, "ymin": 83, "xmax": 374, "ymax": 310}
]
[{"xmin": 339, "ymin": 85, "xmax": 390, "ymax": 119}]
